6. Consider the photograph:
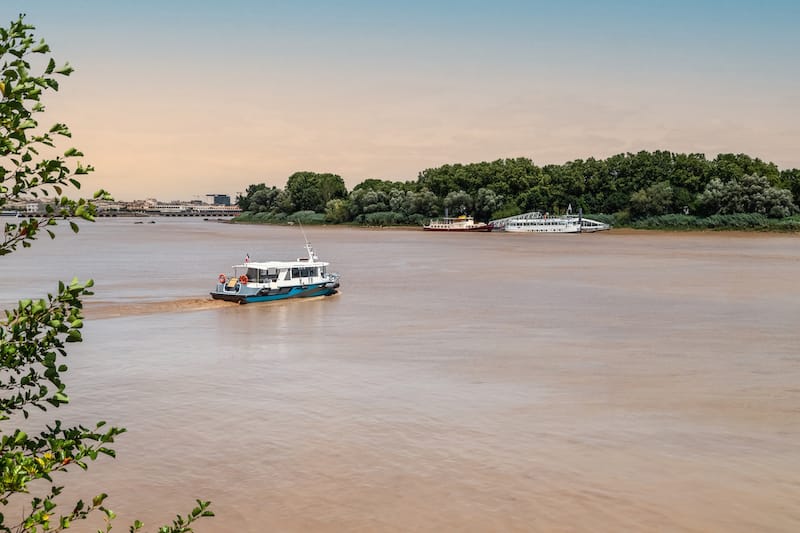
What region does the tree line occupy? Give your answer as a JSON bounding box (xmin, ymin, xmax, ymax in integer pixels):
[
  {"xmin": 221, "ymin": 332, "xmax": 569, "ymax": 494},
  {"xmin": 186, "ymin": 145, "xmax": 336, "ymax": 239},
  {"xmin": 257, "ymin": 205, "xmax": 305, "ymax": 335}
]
[{"xmin": 237, "ymin": 153, "xmax": 800, "ymax": 228}]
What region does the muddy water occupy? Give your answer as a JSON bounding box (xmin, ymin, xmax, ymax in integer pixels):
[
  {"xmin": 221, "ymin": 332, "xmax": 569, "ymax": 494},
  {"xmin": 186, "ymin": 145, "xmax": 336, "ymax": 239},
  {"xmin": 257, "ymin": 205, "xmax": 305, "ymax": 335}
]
[{"xmin": 1, "ymin": 219, "xmax": 798, "ymax": 531}]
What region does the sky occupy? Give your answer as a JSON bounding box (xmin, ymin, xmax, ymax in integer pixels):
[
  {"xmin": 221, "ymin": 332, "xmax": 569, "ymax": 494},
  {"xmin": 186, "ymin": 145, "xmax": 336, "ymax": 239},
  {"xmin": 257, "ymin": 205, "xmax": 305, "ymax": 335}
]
[{"xmin": 5, "ymin": 0, "xmax": 800, "ymax": 201}]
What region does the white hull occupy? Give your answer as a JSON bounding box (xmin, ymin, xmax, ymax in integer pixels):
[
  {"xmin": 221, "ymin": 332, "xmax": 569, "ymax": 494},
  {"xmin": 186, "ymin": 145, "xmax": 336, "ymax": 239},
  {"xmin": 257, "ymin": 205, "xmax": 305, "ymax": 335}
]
[
  {"xmin": 505, "ymin": 221, "xmax": 582, "ymax": 233},
  {"xmin": 492, "ymin": 211, "xmax": 611, "ymax": 233},
  {"xmin": 423, "ymin": 215, "xmax": 493, "ymax": 232}
]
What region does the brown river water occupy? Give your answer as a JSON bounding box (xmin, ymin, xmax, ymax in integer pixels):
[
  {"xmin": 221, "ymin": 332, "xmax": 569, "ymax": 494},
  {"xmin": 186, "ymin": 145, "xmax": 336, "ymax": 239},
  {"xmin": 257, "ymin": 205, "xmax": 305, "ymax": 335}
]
[{"xmin": 1, "ymin": 219, "xmax": 799, "ymax": 532}]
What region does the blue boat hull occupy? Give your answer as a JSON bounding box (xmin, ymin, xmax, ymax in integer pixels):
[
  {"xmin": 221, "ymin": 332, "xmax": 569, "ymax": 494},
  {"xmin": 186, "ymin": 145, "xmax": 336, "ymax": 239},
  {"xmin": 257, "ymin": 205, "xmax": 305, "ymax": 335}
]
[{"xmin": 210, "ymin": 282, "xmax": 338, "ymax": 304}]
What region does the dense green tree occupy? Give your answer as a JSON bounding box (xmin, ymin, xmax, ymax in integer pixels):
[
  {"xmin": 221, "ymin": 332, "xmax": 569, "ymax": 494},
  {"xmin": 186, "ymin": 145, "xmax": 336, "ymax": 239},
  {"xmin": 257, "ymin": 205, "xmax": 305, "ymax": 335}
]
[
  {"xmin": 671, "ymin": 153, "xmax": 710, "ymax": 193},
  {"xmin": 779, "ymin": 168, "xmax": 800, "ymax": 205},
  {"xmin": 357, "ymin": 189, "xmax": 388, "ymax": 214},
  {"xmin": 236, "ymin": 182, "xmax": 267, "ymax": 211},
  {"xmin": 285, "ymin": 171, "xmax": 347, "ymax": 212},
  {"xmin": 353, "ymin": 178, "xmax": 416, "ymax": 193},
  {"xmin": 236, "ymin": 149, "xmax": 798, "ymax": 227},
  {"xmin": 473, "ymin": 188, "xmax": 503, "ymax": 222},
  {"xmin": 713, "ymin": 153, "xmax": 780, "ymax": 185},
  {"xmin": 697, "ymin": 174, "xmax": 797, "ymax": 218},
  {"xmin": 491, "ymin": 200, "xmax": 523, "ymax": 220},
  {"xmin": 541, "ymin": 162, "xmax": 585, "ymax": 213},
  {"xmin": 317, "ymin": 173, "xmax": 348, "ymax": 205},
  {"xmin": 247, "ymin": 185, "xmax": 283, "ymax": 213},
  {"xmin": 443, "ymin": 190, "xmax": 473, "ymax": 215},
  {"xmin": 324, "ymin": 198, "xmax": 349, "ymax": 223},
  {"xmin": 630, "ymin": 181, "xmax": 674, "ymax": 219},
  {"xmin": 0, "ymin": 15, "xmax": 212, "ymax": 532},
  {"xmin": 401, "ymin": 188, "xmax": 439, "ymax": 218},
  {"xmin": 285, "ymin": 171, "xmax": 322, "ymax": 212}
]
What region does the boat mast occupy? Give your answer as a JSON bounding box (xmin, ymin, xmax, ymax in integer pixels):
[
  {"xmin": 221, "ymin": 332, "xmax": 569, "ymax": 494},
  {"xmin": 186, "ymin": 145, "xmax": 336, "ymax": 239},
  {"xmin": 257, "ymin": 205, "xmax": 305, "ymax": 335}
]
[{"xmin": 298, "ymin": 221, "xmax": 318, "ymax": 261}]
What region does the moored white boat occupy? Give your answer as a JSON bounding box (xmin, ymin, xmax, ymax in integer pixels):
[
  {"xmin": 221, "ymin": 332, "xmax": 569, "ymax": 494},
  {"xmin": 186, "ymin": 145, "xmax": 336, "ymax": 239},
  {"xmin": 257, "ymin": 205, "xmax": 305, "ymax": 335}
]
[
  {"xmin": 423, "ymin": 215, "xmax": 493, "ymax": 232},
  {"xmin": 492, "ymin": 210, "xmax": 610, "ymax": 233},
  {"xmin": 210, "ymin": 242, "xmax": 340, "ymax": 304},
  {"xmin": 504, "ymin": 215, "xmax": 582, "ymax": 233}
]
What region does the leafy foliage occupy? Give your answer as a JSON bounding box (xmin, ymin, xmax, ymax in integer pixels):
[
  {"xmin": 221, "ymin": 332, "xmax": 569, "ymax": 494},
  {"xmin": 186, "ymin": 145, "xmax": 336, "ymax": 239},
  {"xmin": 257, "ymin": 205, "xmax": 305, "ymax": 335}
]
[
  {"xmin": 362, "ymin": 211, "xmax": 407, "ymax": 226},
  {"xmin": 233, "ymin": 136, "xmax": 799, "ymax": 228},
  {"xmin": 286, "ymin": 210, "xmax": 325, "ymax": 224},
  {"xmin": 0, "ymin": 15, "xmax": 106, "ymax": 255},
  {"xmin": 285, "ymin": 171, "xmax": 346, "ymax": 213},
  {"xmin": 629, "ymin": 181, "xmax": 674, "ymax": 219},
  {"xmin": 1, "ymin": 14, "xmax": 211, "ymax": 532},
  {"xmin": 443, "ymin": 190, "xmax": 473, "ymax": 216},
  {"xmin": 697, "ymin": 174, "xmax": 797, "ymax": 218}
]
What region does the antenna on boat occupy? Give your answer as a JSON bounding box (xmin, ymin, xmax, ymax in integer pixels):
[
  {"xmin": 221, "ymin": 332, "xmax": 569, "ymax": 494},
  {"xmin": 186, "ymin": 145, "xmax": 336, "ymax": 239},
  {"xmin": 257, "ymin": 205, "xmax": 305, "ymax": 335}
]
[
  {"xmin": 297, "ymin": 221, "xmax": 318, "ymax": 261},
  {"xmin": 298, "ymin": 220, "xmax": 309, "ymax": 245}
]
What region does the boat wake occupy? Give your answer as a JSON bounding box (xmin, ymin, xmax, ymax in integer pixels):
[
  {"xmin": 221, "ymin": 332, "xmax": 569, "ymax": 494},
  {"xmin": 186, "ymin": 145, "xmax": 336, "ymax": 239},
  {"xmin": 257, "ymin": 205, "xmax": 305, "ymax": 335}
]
[{"xmin": 84, "ymin": 297, "xmax": 230, "ymax": 319}]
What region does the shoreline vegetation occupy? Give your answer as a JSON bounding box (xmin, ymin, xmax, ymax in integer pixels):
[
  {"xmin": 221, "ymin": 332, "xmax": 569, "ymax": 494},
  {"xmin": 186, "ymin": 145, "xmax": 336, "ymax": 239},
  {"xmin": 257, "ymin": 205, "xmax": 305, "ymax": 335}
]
[
  {"xmin": 229, "ymin": 216, "xmax": 800, "ymax": 233},
  {"xmin": 234, "ymin": 151, "xmax": 800, "ymax": 232}
]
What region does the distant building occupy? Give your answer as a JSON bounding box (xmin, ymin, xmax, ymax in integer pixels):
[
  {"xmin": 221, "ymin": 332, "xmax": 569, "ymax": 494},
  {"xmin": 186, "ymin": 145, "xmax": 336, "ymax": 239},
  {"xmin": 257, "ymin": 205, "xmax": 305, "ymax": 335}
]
[{"xmin": 206, "ymin": 194, "xmax": 231, "ymax": 206}]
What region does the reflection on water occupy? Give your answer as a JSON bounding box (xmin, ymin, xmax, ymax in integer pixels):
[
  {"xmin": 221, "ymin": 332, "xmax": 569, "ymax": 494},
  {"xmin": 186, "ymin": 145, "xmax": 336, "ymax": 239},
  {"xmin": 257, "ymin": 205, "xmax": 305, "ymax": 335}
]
[{"xmin": 2, "ymin": 219, "xmax": 799, "ymax": 532}]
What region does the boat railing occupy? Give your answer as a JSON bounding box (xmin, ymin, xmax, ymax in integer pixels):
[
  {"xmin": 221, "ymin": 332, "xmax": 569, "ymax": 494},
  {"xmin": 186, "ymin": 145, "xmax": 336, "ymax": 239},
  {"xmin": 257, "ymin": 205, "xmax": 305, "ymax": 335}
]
[{"xmin": 490, "ymin": 211, "xmax": 611, "ymax": 232}]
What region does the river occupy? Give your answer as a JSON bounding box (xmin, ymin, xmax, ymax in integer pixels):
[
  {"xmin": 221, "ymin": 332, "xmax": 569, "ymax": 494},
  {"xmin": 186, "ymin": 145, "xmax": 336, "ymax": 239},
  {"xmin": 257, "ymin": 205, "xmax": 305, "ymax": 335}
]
[{"xmin": 2, "ymin": 218, "xmax": 798, "ymax": 532}]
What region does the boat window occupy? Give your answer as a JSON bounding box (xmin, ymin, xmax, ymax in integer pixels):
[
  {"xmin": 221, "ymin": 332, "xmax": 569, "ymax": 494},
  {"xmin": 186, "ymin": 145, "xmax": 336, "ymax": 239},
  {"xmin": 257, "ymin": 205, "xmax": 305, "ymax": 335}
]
[
  {"xmin": 247, "ymin": 267, "xmax": 259, "ymax": 280},
  {"xmin": 291, "ymin": 267, "xmax": 300, "ymax": 278},
  {"xmin": 295, "ymin": 267, "xmax": 315, "ymax": 277}
]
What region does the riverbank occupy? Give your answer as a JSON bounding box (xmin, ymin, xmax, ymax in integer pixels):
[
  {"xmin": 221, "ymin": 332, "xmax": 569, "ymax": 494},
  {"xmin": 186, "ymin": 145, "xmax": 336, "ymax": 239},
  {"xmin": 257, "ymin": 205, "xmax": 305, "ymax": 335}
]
[{"xmin": 227, "ymin": 218, "xmax": 800, "ymax": 233}]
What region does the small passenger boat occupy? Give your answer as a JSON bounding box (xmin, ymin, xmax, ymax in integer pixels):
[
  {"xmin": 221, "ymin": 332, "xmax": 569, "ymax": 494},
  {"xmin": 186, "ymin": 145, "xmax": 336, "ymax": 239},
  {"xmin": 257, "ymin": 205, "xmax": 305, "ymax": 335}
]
[
  {"xmin": 423, "ymin": 215, "xmax": 493, "ymax": 232},
  {"xmin": 210, "ymin": 242, "xmax": 340, "ymax": 304}
]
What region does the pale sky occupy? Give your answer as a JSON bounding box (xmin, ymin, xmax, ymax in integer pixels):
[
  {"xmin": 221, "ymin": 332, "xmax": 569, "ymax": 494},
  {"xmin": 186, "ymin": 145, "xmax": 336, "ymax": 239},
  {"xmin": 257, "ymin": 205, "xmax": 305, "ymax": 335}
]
[{"xmin": 7, "ymin": 0, "xmax": 800, "ymax": 201}]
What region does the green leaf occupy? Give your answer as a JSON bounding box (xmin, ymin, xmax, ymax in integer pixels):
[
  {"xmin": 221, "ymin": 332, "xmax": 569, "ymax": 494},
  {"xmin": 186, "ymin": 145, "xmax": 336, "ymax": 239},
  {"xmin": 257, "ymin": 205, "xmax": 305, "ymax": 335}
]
[
  {"xmin": 55, "ymin": 62, "xmax": 74, "ymax": 76},
  {"xmin": 32, "ymin": 39, "xmax": 50, "ymax": 53},
  {"xmin": 53, "ymin": 391, "xmax": 69, "ymax": 403}
]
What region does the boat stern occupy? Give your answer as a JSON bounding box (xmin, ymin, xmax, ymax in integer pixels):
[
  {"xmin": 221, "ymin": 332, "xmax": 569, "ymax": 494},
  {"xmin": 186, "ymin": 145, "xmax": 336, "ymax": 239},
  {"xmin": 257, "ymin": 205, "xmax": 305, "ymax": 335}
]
[{"xmin": 210, "ymin": 275, "xmax": 261, "ymax": 304}]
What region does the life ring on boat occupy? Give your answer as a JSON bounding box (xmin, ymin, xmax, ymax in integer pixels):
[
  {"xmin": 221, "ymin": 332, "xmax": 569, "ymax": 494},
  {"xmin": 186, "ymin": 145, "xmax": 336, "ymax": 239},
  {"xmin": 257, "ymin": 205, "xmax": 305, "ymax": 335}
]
[
  {"xmin": 239, "ymin": 275, "xmax": 248, "ymax": 284},
  {"xmin": 218, "ymin": 274, "xmax": 226, "ymax": 284}
]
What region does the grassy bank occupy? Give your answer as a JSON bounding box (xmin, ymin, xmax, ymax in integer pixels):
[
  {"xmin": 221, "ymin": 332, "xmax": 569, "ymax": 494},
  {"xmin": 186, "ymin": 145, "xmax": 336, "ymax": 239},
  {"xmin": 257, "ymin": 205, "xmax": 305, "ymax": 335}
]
[{"xmin": 625, "ymin": 213, "xmax": 800, "ymax": 231}]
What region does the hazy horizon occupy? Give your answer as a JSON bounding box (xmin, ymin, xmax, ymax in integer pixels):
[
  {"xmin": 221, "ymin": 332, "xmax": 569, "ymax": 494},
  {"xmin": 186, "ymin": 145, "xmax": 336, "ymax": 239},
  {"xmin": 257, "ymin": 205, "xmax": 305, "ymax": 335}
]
[{"xmin": 8, "ymin": 0, "xmax": 800, "ymax": 201}]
